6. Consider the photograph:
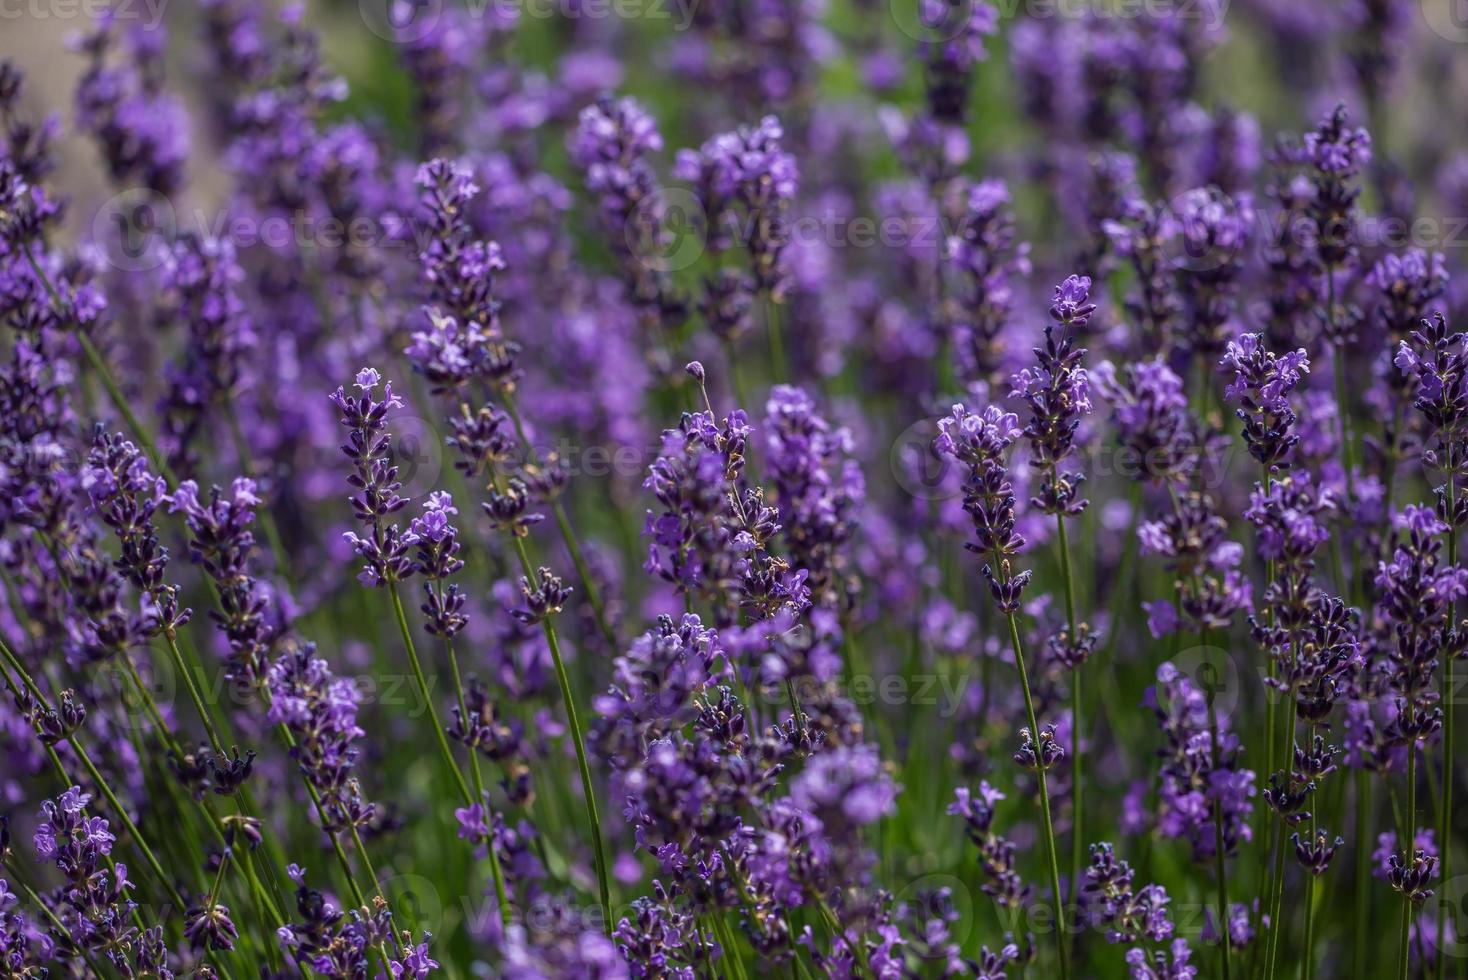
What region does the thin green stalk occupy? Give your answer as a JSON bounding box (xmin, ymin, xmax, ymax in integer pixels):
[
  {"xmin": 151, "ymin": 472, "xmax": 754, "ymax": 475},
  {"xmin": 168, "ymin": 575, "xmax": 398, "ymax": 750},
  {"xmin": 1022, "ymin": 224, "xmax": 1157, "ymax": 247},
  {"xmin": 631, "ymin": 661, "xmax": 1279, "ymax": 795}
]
[
  {"xmin": 500, "ymin": 390, "xmax": 619, "ymax": 652},
  {"xmin": 1303, "ymin": 872, "xmax": 1319, "ymax": 980},
  {"xmin": 445, "ymin": 633, "xmax": 512, "ymax": 927},
  {"xmin": 1265, "ymin": 665, "xmax": 1298, "ymax": 980},
  {"xmin": 1204, "ymin": 628, "xmax": 1231, "ymax": 980},
  {"xmin": 162, "ymin": 629, "xmax": 227, "ymax": 756},
  {"xmin": 1438, "ymin": 466, "xmax": 1458, "ymax": 980},
  {"xmin": 492, "ymin": 465, "xmax": 611, "ymax": 933},
  {"xmin": 1402, "ymin": 741, "xmax": 1417, "ymax": 980},
  {"xmin": 1355, "ymin": 769, "xmax": 1371, "ymax": 977},
  {"xmin": 1302, "ymin": 722, "xmax": 1318, "ymax": 980},
  {"xmin": 766, "ymin": 296, "xmax": 786, "ymax": 383},
  {"xmin": 0, "ymin": 638, "xmax": 185, "ymax": 910},
  {"xmin": 1053, "ymin": 507, "xmax": 1083, "ymax": 962},
  {"xmin": 1003, "ymin": 603, "xmax": 1070, "ymax": 980},
  {"xmin": 386, "ymin": 580, "xmax": 473, "ymax": 806},
  {"xmin": 115, "ymin": 653, "xmax": 288, "ymax": 930}
]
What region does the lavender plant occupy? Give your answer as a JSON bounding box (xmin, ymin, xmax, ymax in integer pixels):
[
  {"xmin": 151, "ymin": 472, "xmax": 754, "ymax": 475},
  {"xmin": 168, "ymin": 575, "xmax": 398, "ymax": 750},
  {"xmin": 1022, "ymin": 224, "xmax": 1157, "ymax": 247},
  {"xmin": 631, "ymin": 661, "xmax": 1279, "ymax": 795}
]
[{"xmin": 2, "ymin": 3, "xmax": 1468, "ymax": 978}]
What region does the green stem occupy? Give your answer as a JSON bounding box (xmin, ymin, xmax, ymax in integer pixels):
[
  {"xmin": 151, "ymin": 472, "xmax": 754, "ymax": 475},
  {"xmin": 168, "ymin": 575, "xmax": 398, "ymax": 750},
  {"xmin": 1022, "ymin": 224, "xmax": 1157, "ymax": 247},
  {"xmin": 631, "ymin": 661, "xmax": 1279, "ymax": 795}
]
[
  {"xmin": 1355, "ymin": 769, "xmax": 1371, "ymax": 977},
  {"xmin": 1303, "ymin": 872, "xmax": 1319, "ymax": 980},
  {"xmin": 387, "ymin": 580, "xmax": 473, "ymax": 806},
  {"xmin": 493, "ymin": 466, "xmax": 611, "ymax": 933},
  {"xmin": 766, "ymin": 296, "xmax": 786, "ymax": 384},
  {"xmin": 1003, "ymin": 606, "xmax": 1070, "ymax": 980},
  {"xmin": 445, "ymin": 633, "xmax": 512, "ymax": 928},
  {"xmin": 1204, "ymin": 628, "xmax": 1231, "ymax": 980},
  {"xmin": 1053, "ymin": 509, "xmax": 1083, "ymax": 959},
  {"xmin": 0, "ymin": 639, "xmax": 185, "ymax": 910},
  {"xmin": 499, "ymin": 390, "xmax": 619, "ymax": 652},
  {"xmin": 1437, "ymin": 467, "xmax": 1458, "ymax": 980},
  {"xmin": 1402, "ymin": 741, "xmax": 1417, "ymax": 980}
]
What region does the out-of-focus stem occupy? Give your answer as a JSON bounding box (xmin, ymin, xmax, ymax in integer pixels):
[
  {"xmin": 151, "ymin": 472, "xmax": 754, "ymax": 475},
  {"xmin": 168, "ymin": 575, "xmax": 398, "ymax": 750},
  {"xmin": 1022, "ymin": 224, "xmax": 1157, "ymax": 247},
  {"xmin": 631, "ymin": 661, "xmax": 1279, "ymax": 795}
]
[
  {"xmin": 499, "ymin": 390, "xmax": 619, "ymax": 653},
  {"xmin": 1002, "ymin": 599, "xmax": 1070, "ymax": 980},
  {"xmin": 489, "ymin": 466, "xmax": 612, "ymax": 933}
]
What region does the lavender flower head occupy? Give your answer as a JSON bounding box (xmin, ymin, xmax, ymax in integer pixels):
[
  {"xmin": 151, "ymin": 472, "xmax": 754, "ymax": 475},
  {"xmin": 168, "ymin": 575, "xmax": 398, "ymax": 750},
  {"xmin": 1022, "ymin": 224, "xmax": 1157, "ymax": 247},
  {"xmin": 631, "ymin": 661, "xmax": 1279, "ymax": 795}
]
[
  {"xmin": 331, "ymin": 368, "xmax": 414, "ymax": 587},
  {"xmin": 675, "ymin": 116, "xmax": 798, "ymax": 300},
  {"xmin": 1093, "ymin": 358, "xmax": 1199, "ymax": 485},
  {"xmin": 1220, "ymin": 333, "xmax": 1310, "ymax": 470},
  {"xmin": 1297, "ymin": 104, "xmax": 1372, "ymax": 273},
  {"xmin": 1012, "ymin": 275, "xmax": 1095, "ymax": 516}
]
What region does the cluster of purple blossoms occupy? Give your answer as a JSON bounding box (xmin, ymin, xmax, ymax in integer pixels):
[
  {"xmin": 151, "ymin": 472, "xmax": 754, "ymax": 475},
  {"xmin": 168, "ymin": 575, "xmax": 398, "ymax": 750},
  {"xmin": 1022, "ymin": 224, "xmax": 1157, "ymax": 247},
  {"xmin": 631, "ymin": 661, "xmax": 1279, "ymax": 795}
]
[
  {"xmin": 1374, "ymin": 506, "xmax": 1464, "ymax": 728},
  {"xmin": 169, "ymin": 476, "xmax": 280, "ymax": 685},
  {"xmin": 31, "ymin": 787, "xmax": 150, "ymax": 971},
  {"xmin": 9, "ymin": 0, "xmax": 1468, "ymax": 975},
  {"xmin": 1145, "ymin": 663, "xmax": 1256, "ymax": 862},
  {"xmin": 762, "ymin": 385, "xmax": 864, "ymax": 612},
  {"xmin": 949, "ymin": 783, "xmax": 1029, "ymax": 910},
  {"xmin": 920, "ymin": 0, "xmax": 999, "ymax": 125},
  {"xmin": 70, "ymin": 13, "xmax": 188, "ymax": 196},
  {"xmin": 676, "ymin": 116, "xmax": 798, "ymax": 301},
  {"xmin": 157, "ymin": 233, "xmax": 255, "ymax": 474},
  {"xmin": 410, "ymin": 491, "xmax": 468, "ymax": 638},
  {"xmin": 570, "ymin": 95, "xmax": 683, "ymax": 333},
  {"xmin": 644, "ymin": 406, "xmax": 805, "ymax": 624},
  {"xmin": 1013, "ymin": 275, "xmax": 1096, "ymax": 517},
  {"xmin": 82, "ymin": 430, "xmax": 191, "ymax": 637},
  {"xmin": 1221, "ymin": 333, "xmax": 1311, "ymax": 471},
  {"xmin": 1172, "ymin": 187, "xmax": 1253, "ymax": 358},
  {"xmin": 1082, "ymin": 842, "xmax": 1177, "ymax": 954},
  {"xmin": 331, "ymin": 368, "xmax": 414, "ymax": 588},
  {"xmin": 944, "ymin": 179, "xmax": 1032, "ymax": 389},
  {"xmin": 1139, "ymin": 491, "xmax": 1251, "ymax": 638},
  {"xmin": 1093, "ymin": 358, "xmax": 1201, "ymax": 485},
  {"xmin": 266, "ymin": 644, "xmax": 375, "ymax": 834},
  {"xmin": 1295, "ymin": 104, "xmax": 1372, "ymax": 283}
]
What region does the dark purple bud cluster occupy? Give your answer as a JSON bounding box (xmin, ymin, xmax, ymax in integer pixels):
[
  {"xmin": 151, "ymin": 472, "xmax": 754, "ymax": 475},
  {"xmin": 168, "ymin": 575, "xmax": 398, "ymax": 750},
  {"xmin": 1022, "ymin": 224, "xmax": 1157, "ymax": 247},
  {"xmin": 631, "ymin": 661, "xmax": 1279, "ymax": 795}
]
[
  {"xmin": 170, "ymin": 477, "xmax": 278, "ymax": 685},
  {"xmin": 1082, "ymin": 842, "xmax": 1176, "ymax": 945},
  {"xmin": 1145, "ymin": 663, "xmax": 1255, "ymax": 863},
  {"xmin": 945, "ymin": 179, "xmax": 1032, "ymax": 389},
  {"xmin": 332, "ymin": 368, "xmax": 414, "ymax": 588},
  {"xmin": 1013, "ymin": 275, "xmax": 1095, "ymax": 515},
  {"xmin": 676, "ymin": 117, "xmax": 798, "ymax": 301},
  {"xmin": 1221, "ymin": 333, "xmax": 1311, "ymax": 470}
]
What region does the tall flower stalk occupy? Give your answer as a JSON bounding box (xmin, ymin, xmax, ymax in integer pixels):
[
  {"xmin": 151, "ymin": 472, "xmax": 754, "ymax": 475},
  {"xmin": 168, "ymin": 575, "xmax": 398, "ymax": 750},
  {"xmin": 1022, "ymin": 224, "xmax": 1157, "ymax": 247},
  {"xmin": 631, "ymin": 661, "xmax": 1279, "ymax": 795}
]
[
  {"xmin": 1011, "ymin": 274, "xmax": 1097, "ymax": 945},
  {"xmin": 937, "ymin": 402, "xmax": 1069, "ymax": 979}
]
